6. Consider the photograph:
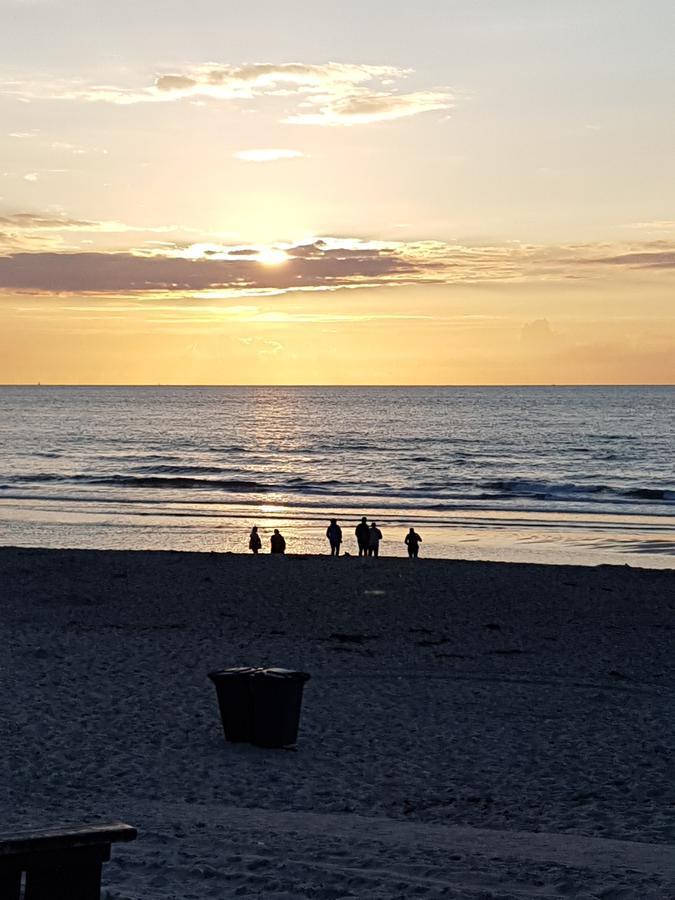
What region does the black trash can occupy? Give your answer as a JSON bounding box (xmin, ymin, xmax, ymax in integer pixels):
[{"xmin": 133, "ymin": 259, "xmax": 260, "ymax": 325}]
[
  {"xmin": 208, "ymin": 667, "xmax": 310, "ymax": 748},
  {"xmin": 207, "ymin": 667, "xmax": 259, "ymax": 743},
  {"xmin": 250, "ymin": 668, "xmax": 311, "ymax": 748}
]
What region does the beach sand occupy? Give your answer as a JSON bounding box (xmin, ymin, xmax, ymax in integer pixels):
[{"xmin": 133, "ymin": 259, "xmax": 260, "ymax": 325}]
[{"xmin": 1, "ymin": 547, "xmax": 673, "ymax": 899}]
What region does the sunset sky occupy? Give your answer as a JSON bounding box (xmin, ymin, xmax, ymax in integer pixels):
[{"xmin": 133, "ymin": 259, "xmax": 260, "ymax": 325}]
[{"xmin": 1, "ymin": 0, "xmax": 674, "ymax": 384}]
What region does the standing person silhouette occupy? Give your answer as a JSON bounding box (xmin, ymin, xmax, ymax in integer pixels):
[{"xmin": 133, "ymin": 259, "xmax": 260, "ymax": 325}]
[
  {"xmin": 248, "ymin": 526, "xmax": 262, "ymax": 554},
  {"xmin": 405, "ymin": 527, "xmax": 422, "ymax": 558},
  {"xmin": 326, "ymin": 518, "xmax": 342, "ymax": 556},
  {"xmin": 355, "ymin": 516, "xmax": 370, "ymax": 557},
  {"xmin": 368, "ymin": 521, "xmax": 383, "ymax": 557},
  {"xmin": 270, "ymin": 528, "xmax": 286, "ymax": 554}
]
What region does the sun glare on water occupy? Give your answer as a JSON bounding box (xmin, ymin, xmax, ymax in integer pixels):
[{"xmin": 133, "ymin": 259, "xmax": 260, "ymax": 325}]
[{"xmin": 256, "ymin": 248, "xmax": 290, "ymax": 266}]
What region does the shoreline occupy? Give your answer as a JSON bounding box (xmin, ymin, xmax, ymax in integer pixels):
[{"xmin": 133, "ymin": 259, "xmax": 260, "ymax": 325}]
[{"xmin": 1, "ymin": 540, "xmax": 674, "ymax": 571}]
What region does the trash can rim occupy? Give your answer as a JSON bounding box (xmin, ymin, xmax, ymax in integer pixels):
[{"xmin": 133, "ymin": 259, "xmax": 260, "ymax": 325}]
[
  {"xmin": 208, "ymin": 666, "xmax": 262, "ymax": 680},
  {"xmin": 257, "ymin": 668, "xmax": 311, "ymax": 681},
  {"xmin": 208, "ymin": 667, "xmax": 310, "ymax": 682}
]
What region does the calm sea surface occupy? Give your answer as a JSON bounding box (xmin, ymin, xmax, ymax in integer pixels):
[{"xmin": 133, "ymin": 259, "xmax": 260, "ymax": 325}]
[{"xmin": 1, "ymin": 386, "xmax": 673, "ymax": 566}]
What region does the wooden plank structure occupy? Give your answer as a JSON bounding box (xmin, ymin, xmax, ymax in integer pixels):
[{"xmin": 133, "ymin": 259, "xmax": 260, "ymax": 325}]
[{"xmin": 0, "ymin": 822, "xmax": 136, "ymax": 899}]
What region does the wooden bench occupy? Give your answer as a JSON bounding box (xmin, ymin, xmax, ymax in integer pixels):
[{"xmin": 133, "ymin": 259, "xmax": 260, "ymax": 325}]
[{"xmin": 0, "ymin": 822, "xmax": 137, "ymax": 899}]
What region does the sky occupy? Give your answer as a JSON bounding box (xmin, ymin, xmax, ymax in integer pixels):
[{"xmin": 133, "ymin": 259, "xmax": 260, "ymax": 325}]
[{"xmin": 1, "ymin": 0, "xmax": 674, "ymax": 384}]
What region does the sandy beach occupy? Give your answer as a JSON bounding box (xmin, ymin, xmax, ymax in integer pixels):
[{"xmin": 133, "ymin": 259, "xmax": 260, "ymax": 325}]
[{"xmin": 1, "ymin": 547, "xmax": 674, "ymax": 899}]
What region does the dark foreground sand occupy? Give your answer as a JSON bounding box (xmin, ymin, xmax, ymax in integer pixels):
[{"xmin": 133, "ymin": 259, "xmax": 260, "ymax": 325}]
[{"xmin": 1, "ymin": 547, "xmax": 674, "ymax": 899}]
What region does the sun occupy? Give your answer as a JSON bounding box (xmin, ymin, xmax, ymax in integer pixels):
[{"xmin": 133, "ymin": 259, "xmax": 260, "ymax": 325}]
[{"xmin": 256, "ymin": 248, "xmax": 290, "ymax": 266}]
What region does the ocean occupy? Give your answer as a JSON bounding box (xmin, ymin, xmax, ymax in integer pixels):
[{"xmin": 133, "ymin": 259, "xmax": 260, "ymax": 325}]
[{"xmin": 0, "ymin": 386, "xmax": 673, "ymax": 567}]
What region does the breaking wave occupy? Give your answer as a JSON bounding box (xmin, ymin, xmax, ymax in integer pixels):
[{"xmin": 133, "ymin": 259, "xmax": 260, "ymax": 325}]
[{"xmin": 2, "ymin": 472, "xmax": 673, "ymax": 508}]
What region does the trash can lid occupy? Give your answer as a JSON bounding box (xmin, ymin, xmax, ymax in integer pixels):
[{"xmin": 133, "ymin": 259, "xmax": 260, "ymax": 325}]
[
  {"xmin": 208, "ymin": 666, "xmax": 310, "ymax": 682},
  {"xmin": 207, "ymin": 666, "xmax": 262, "ymax": 680},
  {"xmin": 258, "ymin": 668, "xmax": 311, "ymax": 681}
]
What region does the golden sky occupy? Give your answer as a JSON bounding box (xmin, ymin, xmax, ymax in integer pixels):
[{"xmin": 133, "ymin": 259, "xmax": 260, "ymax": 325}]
[{"xmin": 1, "ymin": 1, "xmax": 674, "ymax": 384}]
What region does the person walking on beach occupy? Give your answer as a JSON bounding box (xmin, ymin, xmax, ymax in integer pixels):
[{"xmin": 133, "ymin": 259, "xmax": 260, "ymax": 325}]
[
  {"xmin": 355, "ymin": 516, "xmax": 370, "ymax": 557},
  {"xmin": 270, "ymin": 528, "xmax": 286, "ymax": 554},
  {"xmin": 405, "ymin": 527, "xmax": 422, "ymax": 558},
  {"xmin": 248, "ymin": 526, "xmax": 262, "ymax": 554},
  {"xmin": 368, "ymin": 521, "xmax": 383, "ymax": 557},
  {"xmin": 326, "ymin": 518, "xmax": 342, "ymax": 556}
]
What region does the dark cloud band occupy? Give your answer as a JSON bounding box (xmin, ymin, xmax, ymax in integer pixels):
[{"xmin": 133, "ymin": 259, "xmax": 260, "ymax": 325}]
[{"xmin": 0, "ymin": 248, "xmax": 417, "ymax": 293}]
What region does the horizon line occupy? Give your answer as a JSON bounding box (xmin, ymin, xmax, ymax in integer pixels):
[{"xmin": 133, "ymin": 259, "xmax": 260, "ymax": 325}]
[{"xmin": 1, "ymin": 383, "xmax": 674, "ymax": 389}]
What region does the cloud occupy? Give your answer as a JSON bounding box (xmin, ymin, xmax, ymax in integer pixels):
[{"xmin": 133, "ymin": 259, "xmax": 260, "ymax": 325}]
[
  {"xmin": 239, "ymin": 336, "xmax": 284, "ymax": 355},
  {"xmin": 0, "ymin": 213, "xmax": 97, "ymax": 229},
  {"xmin": 623, "ymin": 221, "xmax": 675, "ymax": 231},
  {"xmin": 520, "ymin": 318, "xmax": 563, "ymax": 351},
  {"xmin": 49, "ymin": 140, "xmax": 108, "ymax": 156},
  {"xmin": 286, "ymin": 90, "xmax": 452, "ymax": 126},
  {"xmin": 587, "ymin": 250, "xmax": 675, "ymax": 269},
  {"xmin": 5, "ymin": 61, "xmax": 454, "ymax": 126},
  {"xmin": 0, "ymin": 243, "xmax": 416, "ymax": 293},
  {"xmin": 0, "ymin": 212, "xmax": 191, "ymax": 235},
  {"xmin": 0, "ymin": 211, "xmax": 207, "ymax": 253},
  {"xmin": 234, "ymin": 148, "xmax": 305, "ymax": 162},
  {"xmin": 151, "ymin": 62, "xmax": 404, "ymax": 100},
  {"xmin": 1, "ymin": 233, "xmax": 674, "ymax": 296}
]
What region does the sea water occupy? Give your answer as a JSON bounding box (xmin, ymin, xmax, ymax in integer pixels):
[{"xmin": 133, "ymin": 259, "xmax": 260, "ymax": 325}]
[{"xmin": 0, "ymin": 386, "xmax": 673, "ymax": 567}]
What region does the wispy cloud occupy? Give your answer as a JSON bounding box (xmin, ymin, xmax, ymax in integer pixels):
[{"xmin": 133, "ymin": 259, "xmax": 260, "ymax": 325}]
[
  {"xmin": 285, "ymin": 90, "xmax": 452, "ymax": 126},
  {"xmin": 234, "ymin": 148, "xmax": 305, "ymax": 162},
  {"xmin": 239, "ymin": 336, "xmax": 284, "ymax": 355},
  {"xmin": 588, "ymin": 249, "xmax": 675, "ymax": 269},
  {"xmin": 623, "ymin": 221, "xmax": 675, "ymax": 233},
  {"xmin": 3, "ymin": 61, "xmax": 454, "ymax": 126},
  {"xmin": 152, "ymin": 62, "xmax": 401, "ymax": 101},
  {"xmin": 0, "ymin": 213, "xmax": 97, "ymax": 229},
  {"xmin": 0, "ymin": 212, "xmax": 206, "ymax": 253}
]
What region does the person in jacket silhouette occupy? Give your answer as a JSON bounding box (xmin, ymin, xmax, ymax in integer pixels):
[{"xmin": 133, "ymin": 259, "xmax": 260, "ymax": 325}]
[
  {"xmin": 368, "ymin": 522, "xmax": 383, "ymax": 557},
  {"xmin": 355, "ymin": 517, "xmax": 370, "ymax": 557},
  {"xmin": 326, "ymin": 519, "xmax": 342, "ymax": 556},
  {"xmin": 405, "ymin": 527, "xmax": 422, "ymax": 558},
  {"xmin": 270, "ymin": 529, "xmax": 286, "ymax": 554},
  {"xmin": 248, "ymin": 526, "xmax": 262, "ymax": 554}
]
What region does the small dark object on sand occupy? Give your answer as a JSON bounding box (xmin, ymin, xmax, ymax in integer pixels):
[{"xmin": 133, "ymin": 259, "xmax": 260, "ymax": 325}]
[
  {"xmin": 571, "ymin": 791, "xmax": 600, "ymax": 803},
  {"xmin": 328, "ymin": 633, "xmax": 377, "ymax": 644},
  {"xmin": 608, "ymin": 670, "xmax": 630, "ymax": 680}
]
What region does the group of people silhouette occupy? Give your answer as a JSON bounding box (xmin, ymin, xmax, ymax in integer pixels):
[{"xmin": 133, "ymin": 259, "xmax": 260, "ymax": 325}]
[{"xmin": 248, "ymin": 518, "xmax": 423, "ymax": 558}]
